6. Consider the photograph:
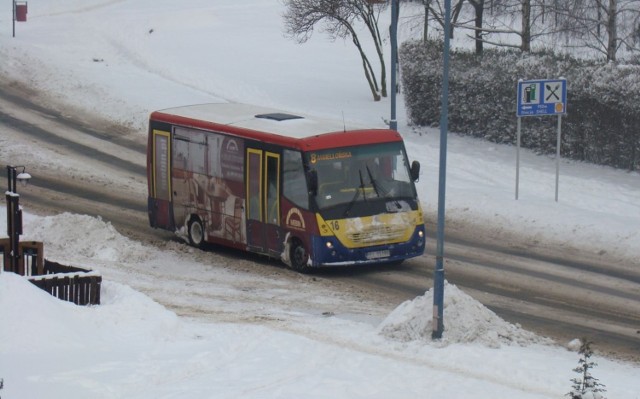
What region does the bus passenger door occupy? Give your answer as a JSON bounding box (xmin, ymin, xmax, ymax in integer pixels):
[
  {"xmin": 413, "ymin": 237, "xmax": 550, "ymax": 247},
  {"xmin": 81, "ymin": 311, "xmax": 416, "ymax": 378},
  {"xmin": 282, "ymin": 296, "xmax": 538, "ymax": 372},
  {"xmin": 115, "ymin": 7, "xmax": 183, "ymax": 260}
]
[
  {"xmin": 149, "ymin": 129, "xmax": 174, "ymax": 230},
  {"xmin": 246, "ymin": 149, "xmax": 282, "ymax": 255}
]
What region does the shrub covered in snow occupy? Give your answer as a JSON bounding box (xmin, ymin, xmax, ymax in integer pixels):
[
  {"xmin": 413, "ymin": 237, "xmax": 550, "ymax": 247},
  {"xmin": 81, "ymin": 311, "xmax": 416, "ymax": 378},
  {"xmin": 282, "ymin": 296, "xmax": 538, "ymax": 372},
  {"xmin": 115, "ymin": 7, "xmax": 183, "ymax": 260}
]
[
  {"xmin": 401, "ymin": 40, "xmax": 640, "ymax": 171},
  {"xmin": 568, "ymin": 338, "xmax": 607, "ymax": 399}
]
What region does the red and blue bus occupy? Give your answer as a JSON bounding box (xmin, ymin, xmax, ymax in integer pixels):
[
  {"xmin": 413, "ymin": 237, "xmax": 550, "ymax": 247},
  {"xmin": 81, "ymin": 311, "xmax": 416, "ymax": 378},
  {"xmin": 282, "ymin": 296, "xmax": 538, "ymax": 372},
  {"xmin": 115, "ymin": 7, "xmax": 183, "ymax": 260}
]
[{"xmin": 147, "ymin": 103, "xmax": 425, "ymax": 271}]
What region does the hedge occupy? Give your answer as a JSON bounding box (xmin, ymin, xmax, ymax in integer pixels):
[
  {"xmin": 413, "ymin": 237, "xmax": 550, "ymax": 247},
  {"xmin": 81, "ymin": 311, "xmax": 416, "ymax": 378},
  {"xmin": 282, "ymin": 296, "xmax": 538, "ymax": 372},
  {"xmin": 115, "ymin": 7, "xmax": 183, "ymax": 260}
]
[{"xmin": 401, "ymin": 40, "xmax": 640, "ymax": 170}]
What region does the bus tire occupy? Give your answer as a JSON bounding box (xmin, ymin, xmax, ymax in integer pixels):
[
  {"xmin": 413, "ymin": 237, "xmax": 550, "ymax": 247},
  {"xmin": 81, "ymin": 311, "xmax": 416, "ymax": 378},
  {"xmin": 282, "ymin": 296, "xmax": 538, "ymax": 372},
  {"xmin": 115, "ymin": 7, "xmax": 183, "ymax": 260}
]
[
  {"xmin": 289, "ymin": 238, "xmax": 310, "ymax": 273},
  {"xmin": 188, "ymin": 216, "xmax": 205, "ymax": 249}
]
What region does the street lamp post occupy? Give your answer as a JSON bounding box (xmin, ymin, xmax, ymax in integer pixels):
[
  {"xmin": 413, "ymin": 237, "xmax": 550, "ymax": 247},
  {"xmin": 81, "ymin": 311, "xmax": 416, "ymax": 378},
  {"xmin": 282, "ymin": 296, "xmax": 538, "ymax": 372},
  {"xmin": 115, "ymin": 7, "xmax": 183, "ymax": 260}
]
[
  {"xmin": 389, "ymin": 0, "xmax": 399, "ymax": 131},
  {"xmin": 432, "ymin": 0, "xmax": 452, "ymax": 340},
  {"xmin": 4, "ymin": 165, "xmax": 31, "ymax": 274}
]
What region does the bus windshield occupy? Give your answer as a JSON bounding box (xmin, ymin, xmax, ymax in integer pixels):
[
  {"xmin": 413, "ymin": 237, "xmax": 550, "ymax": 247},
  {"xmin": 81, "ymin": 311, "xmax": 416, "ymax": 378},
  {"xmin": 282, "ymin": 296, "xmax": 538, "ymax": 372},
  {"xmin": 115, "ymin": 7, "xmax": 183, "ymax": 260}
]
[{"xmin": 307, "ymin": 142, "xmax": 417, "ymax": 211}]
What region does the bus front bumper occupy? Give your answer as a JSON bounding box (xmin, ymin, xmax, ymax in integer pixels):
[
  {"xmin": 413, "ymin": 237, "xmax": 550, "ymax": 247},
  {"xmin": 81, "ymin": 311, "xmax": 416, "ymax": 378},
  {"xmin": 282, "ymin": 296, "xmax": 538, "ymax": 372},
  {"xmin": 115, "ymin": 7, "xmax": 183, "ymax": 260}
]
[{"xmin": 310, "ymin": 226, "xmax": 425, "ymax": 267}]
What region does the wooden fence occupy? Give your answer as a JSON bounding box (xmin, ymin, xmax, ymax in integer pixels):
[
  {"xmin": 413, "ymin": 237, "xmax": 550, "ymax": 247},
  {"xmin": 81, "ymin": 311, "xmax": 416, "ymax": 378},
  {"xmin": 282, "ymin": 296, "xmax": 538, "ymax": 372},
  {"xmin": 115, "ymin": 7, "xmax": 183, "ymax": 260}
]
[
  {"xmin": 28, "ymin": 260, "xmax": 102, "ymax": 306},
  {"xmin": 1, "ymin": 240, "xmax": 101, "ymax": 306},
  {"xmin": 0, "ymin": 239, "xmax": 44, "ymax": 276}
]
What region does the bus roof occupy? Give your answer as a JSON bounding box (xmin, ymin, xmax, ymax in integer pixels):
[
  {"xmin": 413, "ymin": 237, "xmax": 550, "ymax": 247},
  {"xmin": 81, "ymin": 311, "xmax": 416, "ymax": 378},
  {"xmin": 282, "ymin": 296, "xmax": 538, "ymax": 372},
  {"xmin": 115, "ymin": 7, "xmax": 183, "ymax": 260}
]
[{"xmin": 150, "ymin": 103, "xmax": 403, "ymax": 151}]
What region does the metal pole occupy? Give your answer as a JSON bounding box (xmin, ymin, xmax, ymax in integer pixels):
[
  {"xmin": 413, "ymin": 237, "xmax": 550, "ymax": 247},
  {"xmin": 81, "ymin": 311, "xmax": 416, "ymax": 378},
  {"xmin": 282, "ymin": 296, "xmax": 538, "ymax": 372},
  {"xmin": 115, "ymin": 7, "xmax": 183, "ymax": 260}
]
[
  {"xmin": 432, "ymin": 0, "xmax": 452, "ymax": 340},
  {"xmin": 7, "ymin": 165, "xmax": 11, "ymax": 191},
  {"xmin": 7, "ymin": 193, "xmax": 20, "ymax": 273},
  {"xmin": 555, "ymin": 114, "xmax": 561, "ymax": 202},
  {"xmin": 516, "ymin": 117, "xmax": 521, "ymax": 200},
  {"xmin": 12, "ymin": 0, "xmax": 16, "ymax": 37},
  {"xmin": 5, "ymin": 165, "xmax": 23, "ymax": 274},
  {"xmin": 6, "ymin": 166, "xmax": 17, "ymax": 272},
  {"xmin": 7, "ymin": 165, "xmax": 16, "ymax": 192},
  {"xmin": 4, "ymin": 191, "xmax": 9, "ymax": 273},
  {"xmin": 389, "ymin": 0, "xmax": 399, "ymax": 131}
]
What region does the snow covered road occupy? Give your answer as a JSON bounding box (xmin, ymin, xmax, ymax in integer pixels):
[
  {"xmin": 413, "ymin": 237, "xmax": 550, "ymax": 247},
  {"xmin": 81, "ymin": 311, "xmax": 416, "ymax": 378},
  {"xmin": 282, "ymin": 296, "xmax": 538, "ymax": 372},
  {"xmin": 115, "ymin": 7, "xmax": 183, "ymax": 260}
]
[{"xmin": 2, "ymin": 83, "xmax": 638, "ymax": 361}]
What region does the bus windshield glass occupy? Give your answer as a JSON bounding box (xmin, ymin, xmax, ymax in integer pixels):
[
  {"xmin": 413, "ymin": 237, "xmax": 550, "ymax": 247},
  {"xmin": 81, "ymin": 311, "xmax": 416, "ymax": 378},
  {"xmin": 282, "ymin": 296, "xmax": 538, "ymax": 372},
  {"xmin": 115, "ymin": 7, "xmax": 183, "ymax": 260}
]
[{"xmin": 307, "ymin": 142, "xmax": 417, "ymax": 211}]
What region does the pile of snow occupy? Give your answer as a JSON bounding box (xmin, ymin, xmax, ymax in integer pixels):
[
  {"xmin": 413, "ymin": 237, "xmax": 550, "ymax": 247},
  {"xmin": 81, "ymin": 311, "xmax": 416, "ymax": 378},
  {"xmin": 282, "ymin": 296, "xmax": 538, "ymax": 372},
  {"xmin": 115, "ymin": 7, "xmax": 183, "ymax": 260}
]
[
  {"xmin": 24, "ymin": 212, "xmax": 151, "ymax": 263},
  {"xmin": 0, "ymin": 272, "xmax": 182, "ymax": 352},
  {"xmin": 378, "ymin": 282, "xmax": 548, "ymax": 348}
]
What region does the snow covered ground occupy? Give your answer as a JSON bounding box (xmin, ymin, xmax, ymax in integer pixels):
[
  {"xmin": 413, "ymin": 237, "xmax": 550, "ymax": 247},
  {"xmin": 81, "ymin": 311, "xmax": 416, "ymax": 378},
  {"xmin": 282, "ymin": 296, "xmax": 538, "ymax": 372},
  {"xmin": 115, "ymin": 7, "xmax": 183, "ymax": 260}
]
[
  {"xmin": 1, "ymin": 1, "xmax": 639, "ymax": 398},
  {"xmin": 1, "ymin": 213, "xmax": 638, "ymax": 398}
]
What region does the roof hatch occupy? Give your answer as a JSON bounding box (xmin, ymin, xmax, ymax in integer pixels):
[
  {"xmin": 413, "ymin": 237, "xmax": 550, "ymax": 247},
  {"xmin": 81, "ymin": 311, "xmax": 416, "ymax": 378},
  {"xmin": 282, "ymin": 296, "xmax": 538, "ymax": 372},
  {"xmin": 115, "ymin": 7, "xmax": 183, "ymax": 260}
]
[{"xmin": 255, "ymin": 113, "xmax": 304, "ymax": 122}]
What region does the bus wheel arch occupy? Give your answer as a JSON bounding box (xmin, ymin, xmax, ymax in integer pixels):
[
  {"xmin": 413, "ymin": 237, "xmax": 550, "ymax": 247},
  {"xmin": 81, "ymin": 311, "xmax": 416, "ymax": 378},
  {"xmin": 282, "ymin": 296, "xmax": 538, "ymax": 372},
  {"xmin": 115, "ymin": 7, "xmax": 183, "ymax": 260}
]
[
  {"xmin": 289, "ymin": 236, "xmax": 310, "ymax": 272},
  {"xmin": 187, "ymin": 215, "xmax": 205, "ymax": 249}
]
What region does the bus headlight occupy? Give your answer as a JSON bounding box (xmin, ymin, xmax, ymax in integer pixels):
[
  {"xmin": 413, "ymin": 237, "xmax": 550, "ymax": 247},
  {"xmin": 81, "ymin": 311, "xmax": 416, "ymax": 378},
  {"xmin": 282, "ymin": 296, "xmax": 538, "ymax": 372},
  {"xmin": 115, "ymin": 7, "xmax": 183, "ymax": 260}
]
[
  {"xmin": 417, "ymin": 229, "xmax": 425, "ymax": 247},
  {"xmin": 326, "ymin": 241, "xmax": 334, "ymax": 249}
]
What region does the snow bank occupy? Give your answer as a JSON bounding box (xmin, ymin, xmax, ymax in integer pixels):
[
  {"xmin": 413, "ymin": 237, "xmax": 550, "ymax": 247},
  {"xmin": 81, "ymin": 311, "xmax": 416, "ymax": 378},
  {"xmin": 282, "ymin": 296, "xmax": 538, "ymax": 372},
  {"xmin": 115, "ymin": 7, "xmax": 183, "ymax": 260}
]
[
  {"xmin": 0, "ymin": 272, "xmax": 182, "ymax": 354},
  {"xmin": 378, "ymin": 282, "xmax": 548, "ymax": 348},
  {"xmin": 24, "ymin": 213, "xmax": 151, "ymax": 263}
]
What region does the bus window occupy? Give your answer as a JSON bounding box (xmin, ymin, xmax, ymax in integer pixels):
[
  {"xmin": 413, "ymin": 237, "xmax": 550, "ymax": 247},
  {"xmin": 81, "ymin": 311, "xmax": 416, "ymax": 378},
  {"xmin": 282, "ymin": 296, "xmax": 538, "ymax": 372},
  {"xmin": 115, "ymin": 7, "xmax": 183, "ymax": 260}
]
[
  {"xmin": 173, "ymin": 137, "xmax": 188, "ymax": 171},
  {"xmin": 282, "ymin": 149, "xmax": 309, "ymax": 209},
  {"xmin": 308, "ymin": 142, "xmax": 417, "ymax": 208},
  {"xmin": 393, "ymin": 153, "xmax": 411, "ymax": 182},
  {"xmin": 174, "ymin": 127, "xmax": 206, "ymax": 174},
  {"xmin": 206, "ymin": 133, "xmax": 224, "ymax": 178},
  {"xmin": 265, "ymin": 154, "xmax": 280, "ymax": 225},
  {"xmin": 247, "ymin": 150, "xmax": 262, "ymax": 221}
]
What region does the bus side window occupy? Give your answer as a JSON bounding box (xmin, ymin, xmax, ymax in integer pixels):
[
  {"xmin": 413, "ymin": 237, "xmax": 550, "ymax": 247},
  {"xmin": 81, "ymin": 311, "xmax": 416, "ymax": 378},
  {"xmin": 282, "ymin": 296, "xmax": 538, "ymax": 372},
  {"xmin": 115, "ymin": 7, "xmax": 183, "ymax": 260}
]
[
  {"xmin": 283, "ymin": 150, "xmax": 309, "ymax": 209},
  {"xmin": 266, "ymin": 156, "xmax": 279, "ymax": 224},
  {"xmin": 173, "ymin": 136, "xmax": 189, "ymax": 171}
]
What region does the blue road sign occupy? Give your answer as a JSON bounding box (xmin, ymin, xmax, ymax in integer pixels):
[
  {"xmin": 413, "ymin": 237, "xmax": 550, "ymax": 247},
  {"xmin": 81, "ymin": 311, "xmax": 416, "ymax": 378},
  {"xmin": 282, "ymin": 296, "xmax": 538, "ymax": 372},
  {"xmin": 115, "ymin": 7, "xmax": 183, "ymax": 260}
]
[{"xmin": 517, "ymin": 79, "xmax": 567, "ymax": 117}]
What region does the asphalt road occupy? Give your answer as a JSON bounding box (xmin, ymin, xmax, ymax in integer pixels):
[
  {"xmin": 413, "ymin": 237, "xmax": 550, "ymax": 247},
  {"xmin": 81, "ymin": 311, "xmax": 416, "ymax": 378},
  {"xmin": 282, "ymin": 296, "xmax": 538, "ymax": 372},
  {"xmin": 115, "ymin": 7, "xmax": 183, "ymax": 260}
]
[{"xmin": 2, "ymin": 82, "xmax": 639, "ymax": 362}]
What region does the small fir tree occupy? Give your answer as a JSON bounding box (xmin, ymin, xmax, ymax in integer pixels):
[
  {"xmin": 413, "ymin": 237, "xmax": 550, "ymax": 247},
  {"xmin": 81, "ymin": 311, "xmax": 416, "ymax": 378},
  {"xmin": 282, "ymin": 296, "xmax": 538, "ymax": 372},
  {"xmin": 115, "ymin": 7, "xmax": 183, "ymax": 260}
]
[{"xmin": 568, "ymin": 338, "xmax": 607, "ymax": 399}]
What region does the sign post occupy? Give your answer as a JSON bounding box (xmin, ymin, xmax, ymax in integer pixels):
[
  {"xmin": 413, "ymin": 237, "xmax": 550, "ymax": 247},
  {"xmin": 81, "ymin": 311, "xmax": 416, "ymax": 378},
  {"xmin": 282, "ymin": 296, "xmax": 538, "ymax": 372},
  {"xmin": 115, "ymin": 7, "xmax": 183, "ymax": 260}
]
[
  {"xmin": 515, "ymin": 78, "xmax": 567, "ymax": 201},
  {"xmin": 432, "ymin": 0, "xmax": 452, "ymax": 341}
]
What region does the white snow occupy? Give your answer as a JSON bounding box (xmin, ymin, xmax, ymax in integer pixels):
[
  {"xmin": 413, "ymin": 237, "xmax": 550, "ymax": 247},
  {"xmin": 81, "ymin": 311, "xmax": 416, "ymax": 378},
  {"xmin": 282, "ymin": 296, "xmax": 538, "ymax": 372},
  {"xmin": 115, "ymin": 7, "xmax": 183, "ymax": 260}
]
[
  {"xmin": 1, "ymin": 1, "xmax": 639, "ymax": 398},
  {"xmin": 378, "ymin": 281, "xmax": 549, "ymax": 348}
]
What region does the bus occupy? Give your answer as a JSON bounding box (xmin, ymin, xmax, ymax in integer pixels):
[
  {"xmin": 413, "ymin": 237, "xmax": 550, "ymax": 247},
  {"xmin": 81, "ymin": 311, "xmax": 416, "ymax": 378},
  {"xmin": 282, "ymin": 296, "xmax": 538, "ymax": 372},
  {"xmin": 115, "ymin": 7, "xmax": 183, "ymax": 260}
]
[{"xmin": 147, "ymin": 103, "xmax": 425, "ymax": 272}]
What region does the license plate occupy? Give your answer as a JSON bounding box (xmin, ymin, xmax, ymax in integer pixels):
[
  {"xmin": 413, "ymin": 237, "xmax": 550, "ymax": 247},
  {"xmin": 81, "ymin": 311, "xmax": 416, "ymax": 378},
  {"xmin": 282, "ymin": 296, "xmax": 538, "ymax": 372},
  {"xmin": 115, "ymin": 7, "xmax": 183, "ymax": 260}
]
[{"xmin": 366, "ymin": 250, "xmax": 390, "ymax": 260}]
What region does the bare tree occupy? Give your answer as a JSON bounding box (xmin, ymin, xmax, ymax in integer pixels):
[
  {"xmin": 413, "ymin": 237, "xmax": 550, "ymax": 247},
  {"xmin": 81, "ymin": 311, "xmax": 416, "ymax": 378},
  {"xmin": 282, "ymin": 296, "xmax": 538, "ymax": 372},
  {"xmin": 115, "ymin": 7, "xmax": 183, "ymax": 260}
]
[
  {"xmin": 452, "ymin": 0, "xmax": 578, "ymax": 52},
  {"xmin": 283, "ymin": 0, "xmax": 389, "ymax": 101},
  {"xmin": 352, "ymin": 0, "xmax": 388, "ymax": 97},
  {"xmin": 552, "ymin": 0, "xmax": 640, "ymax": 61},
  {"xmin": 415, "ymin": 0, "xmax": 466, "ymax": 39},
  {"xmin": 425, "ymin": 0, "xmax": 534, "ymax": 52},
  {"xmin": 407, "ymin": 0, "xmax": 639, "ymax": 59},
  {"xmin": 468, "ymin": 0, "xmax": 487, "ymax": 53},
  {"xmin": 398, "ymin": 0, "xmax": 438, "ymax": 43},
  {"xmin": 423, "ymin": 0, "xmax": 433, "ymax": 42}
]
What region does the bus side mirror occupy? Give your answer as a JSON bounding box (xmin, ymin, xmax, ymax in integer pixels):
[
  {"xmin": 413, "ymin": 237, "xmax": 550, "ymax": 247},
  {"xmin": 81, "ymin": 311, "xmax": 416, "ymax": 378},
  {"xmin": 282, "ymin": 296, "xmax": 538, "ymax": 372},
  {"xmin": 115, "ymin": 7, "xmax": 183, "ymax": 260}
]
[
  {"xmin": 307, "ymin": 169, "xmax": 318, "ymax": 196},
  {"xmin": 410, "ymin": 161, "xmax": 420, "ymax": 182}
]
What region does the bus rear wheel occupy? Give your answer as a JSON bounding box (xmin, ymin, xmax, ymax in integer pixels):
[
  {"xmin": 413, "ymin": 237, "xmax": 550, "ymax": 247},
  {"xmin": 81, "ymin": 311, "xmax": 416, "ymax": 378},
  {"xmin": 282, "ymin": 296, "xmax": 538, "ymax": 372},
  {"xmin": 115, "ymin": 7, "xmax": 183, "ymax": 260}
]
[
  {"xmin": 289, "ymin": 239, "xmax": 310, "ymax": 273},
  {"xmin": 188, "ymin": 216, "xmax": 205, "ymax": 249}
]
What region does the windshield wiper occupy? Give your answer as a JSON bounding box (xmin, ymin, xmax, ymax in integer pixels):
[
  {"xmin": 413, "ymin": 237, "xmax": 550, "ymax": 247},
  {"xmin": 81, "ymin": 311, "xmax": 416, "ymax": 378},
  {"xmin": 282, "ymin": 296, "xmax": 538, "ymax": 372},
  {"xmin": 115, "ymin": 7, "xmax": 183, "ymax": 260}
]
[
  {"xmin": 344, "ymin": 170, "xmax": 365, "ymax": 217},
  {"xmin": 366, "ymin": 165, "xmax": 381, "ymax": 198},
  {"xmin": 366, "ymin": 163, "xmax": 403, "ymax": 211}
]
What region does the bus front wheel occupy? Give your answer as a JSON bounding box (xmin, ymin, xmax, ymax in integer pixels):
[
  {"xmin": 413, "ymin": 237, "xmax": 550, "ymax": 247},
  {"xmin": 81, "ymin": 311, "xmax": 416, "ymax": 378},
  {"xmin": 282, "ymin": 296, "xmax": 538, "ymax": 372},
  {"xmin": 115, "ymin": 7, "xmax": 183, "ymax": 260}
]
[
  {"xmin": 188, "ymin": 216, "xmax": 205, "ymax": 249},
  {"xmin": 289, "ymin": 239, "xmax": 309, "ymax": 273}
]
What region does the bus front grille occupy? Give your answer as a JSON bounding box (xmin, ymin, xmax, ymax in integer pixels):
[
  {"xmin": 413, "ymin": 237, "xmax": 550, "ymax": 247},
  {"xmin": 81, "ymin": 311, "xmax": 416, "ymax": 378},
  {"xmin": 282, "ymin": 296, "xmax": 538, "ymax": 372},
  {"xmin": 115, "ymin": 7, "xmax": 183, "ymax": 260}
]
[{"xmin": 347, "ymin": 225, "xmax": 407, "ymax": 245}]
